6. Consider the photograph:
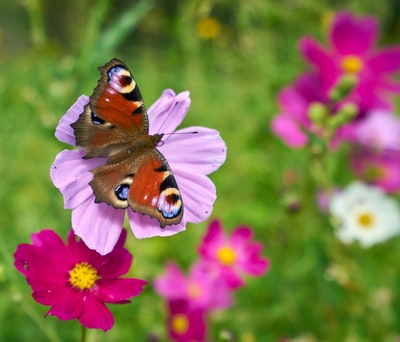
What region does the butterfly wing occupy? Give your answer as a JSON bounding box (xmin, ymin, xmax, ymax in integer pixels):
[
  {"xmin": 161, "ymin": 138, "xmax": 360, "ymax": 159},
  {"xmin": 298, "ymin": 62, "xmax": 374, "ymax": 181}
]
[
  {"xmin": 91, "ymin": 149, "xmax": 183, "ymax": 227},
  {"xmin": 71, "ymin": 58, "xmax": 183, "ymax": 226},
  {"xmin": 72, "ymin": 58, "xmax": 148, "ymax": 159}
]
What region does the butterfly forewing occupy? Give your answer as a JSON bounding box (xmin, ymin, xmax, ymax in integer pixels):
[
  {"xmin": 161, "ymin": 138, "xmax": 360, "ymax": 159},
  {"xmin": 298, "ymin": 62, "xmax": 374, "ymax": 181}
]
[{"xmin": 71, "ymin": 58, "xmax": 184, "ymax": 227}]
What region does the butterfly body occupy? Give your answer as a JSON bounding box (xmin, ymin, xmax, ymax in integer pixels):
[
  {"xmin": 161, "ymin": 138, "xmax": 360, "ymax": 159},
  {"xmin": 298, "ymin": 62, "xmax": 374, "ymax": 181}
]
[{"xmin": 71, "ymin": 58, "xmax": 183, "ymax": 227}]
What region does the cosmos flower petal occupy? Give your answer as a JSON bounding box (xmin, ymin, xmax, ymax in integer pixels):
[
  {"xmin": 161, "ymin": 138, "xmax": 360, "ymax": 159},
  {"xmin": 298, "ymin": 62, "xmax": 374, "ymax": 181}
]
[
  {"xmin": 176, "ymin": 171, "xmax": 216, "ymax": 223},
  {"xmin": 46, "ymin": 290, "xmax": 83, "ymax": 320},
  {"xmin": 299, "ymin": 37, "xmax": 338, "ymax": 87},
  {"xmin": 154, "ymin": 262, "xmax": 187, "ymax": 299},
  {"xmin": 51, "ymin": 150, "xmax": 105, "ymax": 209},
  {"xmin": 160, "ymin": 127, "xmax": 227, "ymax": 175},
  {"xmin": 148, "ymin": 90, "xmax": 191, "ymax": 135},
  {"xmin": 97, "ymin": 278, "xmax": 147, "ymax": 303},
  {"xmin": 369, "ymin": 47, "xmax": 400, "ymax": 74},
  {"xmin": 78, "ymin": 295, "xmax": 114, "ymax": 331},
  {"xmin": 55, "ymin": 95, "xmax": 89, "ymax": 145},
  {"xmin": 330, "ymin": 12, "xmax": 378, "ymax": 55},
  {"xmin": 72, "ymin": 200, "xmax": 125, "ymax": 255},
  {"xmin": 127, "ymin": 210, "xmax": 186, "ymax": 239}
]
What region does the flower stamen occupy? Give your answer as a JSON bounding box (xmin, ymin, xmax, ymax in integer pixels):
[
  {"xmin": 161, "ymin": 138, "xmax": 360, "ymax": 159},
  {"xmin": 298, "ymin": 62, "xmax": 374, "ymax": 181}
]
[
  {"xmin": 341, "ymin": 55, "xmax": 364, "ymax": 74},
  {"xmin": 217, "ymin": 246, "xmax": 236, "ymax": 266},
  {"xmin": 69, "ymin": 262, "xmax": 98, "ymax": 290},
  {"xmin": 171, "ymin": 313, "xmax": 189, "ymax": 335},
  {"xmin": 358, "ymin": 212, "xmax": 375, "ymax": 229}
]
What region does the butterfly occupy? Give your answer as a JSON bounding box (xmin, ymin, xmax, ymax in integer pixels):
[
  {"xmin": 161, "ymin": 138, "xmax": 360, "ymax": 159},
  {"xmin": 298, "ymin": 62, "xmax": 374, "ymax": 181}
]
[{"xmin": 71, "ymin": 58, "xmax": 183, "ymax": 227}]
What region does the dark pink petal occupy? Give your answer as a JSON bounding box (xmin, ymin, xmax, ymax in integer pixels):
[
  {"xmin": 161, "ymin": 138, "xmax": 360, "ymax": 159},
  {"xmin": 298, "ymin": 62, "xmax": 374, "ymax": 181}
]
[
  {"xmin": 229, "ymin": 226, "xmax": 252, "ymax": 248},
  {"xmin": 271, "ymin": 114, "xmax": 308, "ymax": 148},
  {"xmin": 219, "ymin": 267, "xmax": 245, "ymax": 289},
  {"xmin": 198, "ymin": 219, "xmax": 224, "ymax": 259},
  {"xmin": 368, "ymin": 47, "xmax": 400, "ymax": 74},
  {"xmin": 14, "ymin": 231, "xmax": 72, "ymax": 278},
  {"xmin": 299, "ymin": 37, "xmax": 338, "ymax": 87},
  {"xmin": 160, "ymin": 127, "xmax": 227, "ymax": 175},
  {"xmin": 78, "ymin": 294, "xmax": 114, "ymax": 331},
  {"xmin": 127, "ymin": 209, "xmax": 186, "ymax": 238},
  {"xmin": 92, "ymin": 229, "xmax": 132, "ymax": 278},
  {"xmin": 32, "ymin": 285, "xmax": 70, "ymax": 306},
  {"xmin": 71, "ymin": 199, "xmax": 125, "ymax": 255},
  {"xmin": 55, "ymin": 95, "xmax": 88, "ymax": 145},
  {"xmin": 237, "ymin": 243, "xmax": 270, "ymax": 276},
  {"xmin": 154, "ymin": 262, "xmax": 187, "ymax": 300},
  {"xmin": 148, "ymin": 90, "xmax": 190, "ymax": 135},
  {"xmin": 46, "ymin": 289, "xmax": 83, "ymax": 320},
  {"xmin": 330, "ymin": 12, "xmax": 378, "ymax": 55},
  {"xmin": 96, "ymin": 278, "xmax": 147, "ymax": 303}
]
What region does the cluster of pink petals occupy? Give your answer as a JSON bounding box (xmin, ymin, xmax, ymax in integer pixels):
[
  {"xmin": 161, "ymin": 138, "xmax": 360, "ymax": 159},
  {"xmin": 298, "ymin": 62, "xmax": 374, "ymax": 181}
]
[
  {"xmin": 51, "ymin": 90, "xmax": 226, "ymax": 255},
  {"xmin": 154, "ymin": 219, "xmax": 269, "ymax": 341},
  {"xmin": 350, "ymin": 110, "xmax": 400, "ymax": 193},
  {"xmin": 14, "ymin": 229, "xmax": 146, "ymax": 331},
  {"xmin": 272, "ymin": 11, "xmax": 400, "ymax": 149},
  {"xmin": 300, "ymin": 11, "xmax": 400, "ymax": 108}
]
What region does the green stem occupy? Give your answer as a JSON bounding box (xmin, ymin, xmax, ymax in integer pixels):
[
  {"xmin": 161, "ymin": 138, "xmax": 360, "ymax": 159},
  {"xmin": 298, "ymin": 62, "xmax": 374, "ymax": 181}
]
[{"xmin": 81, "ymin": 325, "xmax": 87, "ymax": 342}]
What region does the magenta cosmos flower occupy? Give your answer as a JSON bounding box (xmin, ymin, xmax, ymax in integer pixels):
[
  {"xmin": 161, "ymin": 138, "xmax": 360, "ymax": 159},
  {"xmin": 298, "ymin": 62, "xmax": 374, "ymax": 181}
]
[
  {"xmin": 14, "ymin": 229, "xmax": 146, "ymax": 331},
  {"xmin": 154, "ymin": 261, "xmax": 232, "ymax": 311},
  {"xmin": 166, "ymin": 299, "xmax": 207, "ymax": 342},
  {"xmin": 51, "ymin": 90, "xmax": 226, "ymax": 254},
  {"xmin": 300, "ymin": 11, "xmax": 400, "ymax": 109},
  {"xmin": 198, "ymin": 219, "xmax": 269, "ymax": 289}
]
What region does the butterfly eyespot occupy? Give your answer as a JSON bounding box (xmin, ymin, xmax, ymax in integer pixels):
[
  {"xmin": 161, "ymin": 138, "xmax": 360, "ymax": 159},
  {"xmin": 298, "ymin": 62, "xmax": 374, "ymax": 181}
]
[
  {"xmin": 91, "ymin": 111, "xmax": 105, "ymax": 125},
  {"xmin": 115, "ymin": 184, "xmax": 130, "ymax": 201}
]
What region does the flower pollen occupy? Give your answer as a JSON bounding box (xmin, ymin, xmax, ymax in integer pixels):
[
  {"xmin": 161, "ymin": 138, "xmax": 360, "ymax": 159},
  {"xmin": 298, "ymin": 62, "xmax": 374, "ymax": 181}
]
[
  {"xmin": 217, "ymin": 246, "xmax": 236, "ymax": 266},
  {"xmin": 171, "ymin": 313, "xmax": 189, "ymax": 335},
  {"xmin": 358, "ymin": 212, "xmax": 375, "ymax": 229},
  {"xmin": 341, "ymin": 55, "xmax": 364, "ymax": 74},
  {"xmin": 69, "ymin": 262, "xmax": 98, "ymax": 290}
]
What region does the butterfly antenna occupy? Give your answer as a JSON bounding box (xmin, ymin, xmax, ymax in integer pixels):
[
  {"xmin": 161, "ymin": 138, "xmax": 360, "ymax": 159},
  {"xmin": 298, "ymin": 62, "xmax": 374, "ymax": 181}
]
[{"xmin": 157, "ymin": 131, "xmax": 198, "ymax": 146}]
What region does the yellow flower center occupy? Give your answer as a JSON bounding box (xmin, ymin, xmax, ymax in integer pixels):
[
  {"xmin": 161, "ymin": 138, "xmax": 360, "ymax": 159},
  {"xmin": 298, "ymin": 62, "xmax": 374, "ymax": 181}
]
[
  {"xmin": 341, "ymin": 55, "xmax": 364, "ymax": 74},
  {"xmin": 217, "ymin": 246, "xmax": 236, "ymax": 266},
  {"xmin": 357, "ymin": 212, "xmax": 375, "ymax": 229},
  {"xmin": 171, "ymin": 313, "xmax": 189, "ymax": 335},
  {"xmin": 187, "ymin": 281, "xmax": 202, "ymax": 299},
  {"xmin": 69, "ymin": 262, "xmax": 98, "ymax": 290},
  {"xmin": 196, "ymin": 17, "xmax": 221, "ymax": 40}
]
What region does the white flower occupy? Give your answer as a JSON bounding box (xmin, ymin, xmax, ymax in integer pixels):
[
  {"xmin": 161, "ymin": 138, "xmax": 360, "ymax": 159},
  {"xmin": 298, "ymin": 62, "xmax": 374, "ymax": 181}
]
[{"xmin": 329, "ymin": 182, "xmax": 400, "ymax": 247}]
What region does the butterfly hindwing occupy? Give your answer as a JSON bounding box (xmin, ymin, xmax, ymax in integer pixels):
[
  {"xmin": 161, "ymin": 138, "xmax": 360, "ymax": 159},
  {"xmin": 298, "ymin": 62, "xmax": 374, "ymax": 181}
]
[
  {"xmin": 71, "ymin": 58, "xmax": 184, "ymax": 227},
  {"xmin": 90, "ymin": 149, "xmax": 183, "ymax": 226}
]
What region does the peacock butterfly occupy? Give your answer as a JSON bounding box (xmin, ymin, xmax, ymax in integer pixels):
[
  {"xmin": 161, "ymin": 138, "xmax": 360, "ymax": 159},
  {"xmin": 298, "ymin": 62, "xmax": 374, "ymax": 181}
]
[{"xmin": 71, "ymin": 58, "xmax": 183, "ymax": 227}]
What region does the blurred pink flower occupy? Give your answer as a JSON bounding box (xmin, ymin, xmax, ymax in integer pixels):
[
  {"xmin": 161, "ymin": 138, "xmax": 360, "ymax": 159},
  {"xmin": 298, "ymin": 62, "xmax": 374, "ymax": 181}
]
[
  {"xmin": 154, "ymin": 261, "xmax": 232, "ymax": 310},
  {"xmin": 271, "ymin": 72, "xmax": 361, "ymax": 148},
  {"xmin": 14, "ymin": 229, "xmax": 146, "ymax": 331},
  {"xmin": 300, "ymin": 11, "xmax": 400, "ymax": 109},
  {"xmin": 351, "ymin": 148, "xmax": 400, "ymax": 193},
  {"xmin": 198, "ymin": 219, "xmax": 269, "ymax": 289},
  {"xmin": 166, "ymin": 299, "xmax": 207, "ymax": 342},
  {"xmin": 354, "ymin": 110, "xmax": 400, "ymax": 151},
  {"xmin": 51, "ymin": 90, "xmax": 226, "ymax": 255}
]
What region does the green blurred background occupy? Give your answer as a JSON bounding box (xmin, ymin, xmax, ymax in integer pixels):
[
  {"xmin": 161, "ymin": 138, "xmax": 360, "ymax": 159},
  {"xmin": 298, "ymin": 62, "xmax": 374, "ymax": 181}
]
[{"xmin": 1, "ymin": 1, "xmax": 400, "ymax": 341}]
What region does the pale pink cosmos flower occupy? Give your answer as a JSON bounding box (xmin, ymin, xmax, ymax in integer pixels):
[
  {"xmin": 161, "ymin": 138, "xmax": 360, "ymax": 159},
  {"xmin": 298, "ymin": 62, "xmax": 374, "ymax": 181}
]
[
  {"xmin": 51, "ymin": 90, "xmax": 227, "ymax": 255},
  {"xmin": 198, "ymin": 219, "xmax": 269, "ymax": 289},
  {"xmin": 14, "ymin": 229, "xmax": 146, "ymax": 331},
  {"xmin": 154, "ymin": 261, "xmax": 232, "ymax": 311},
  {"xmin": 300, "ymin": 11, "xmax": 400, "ymax": 109}
]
